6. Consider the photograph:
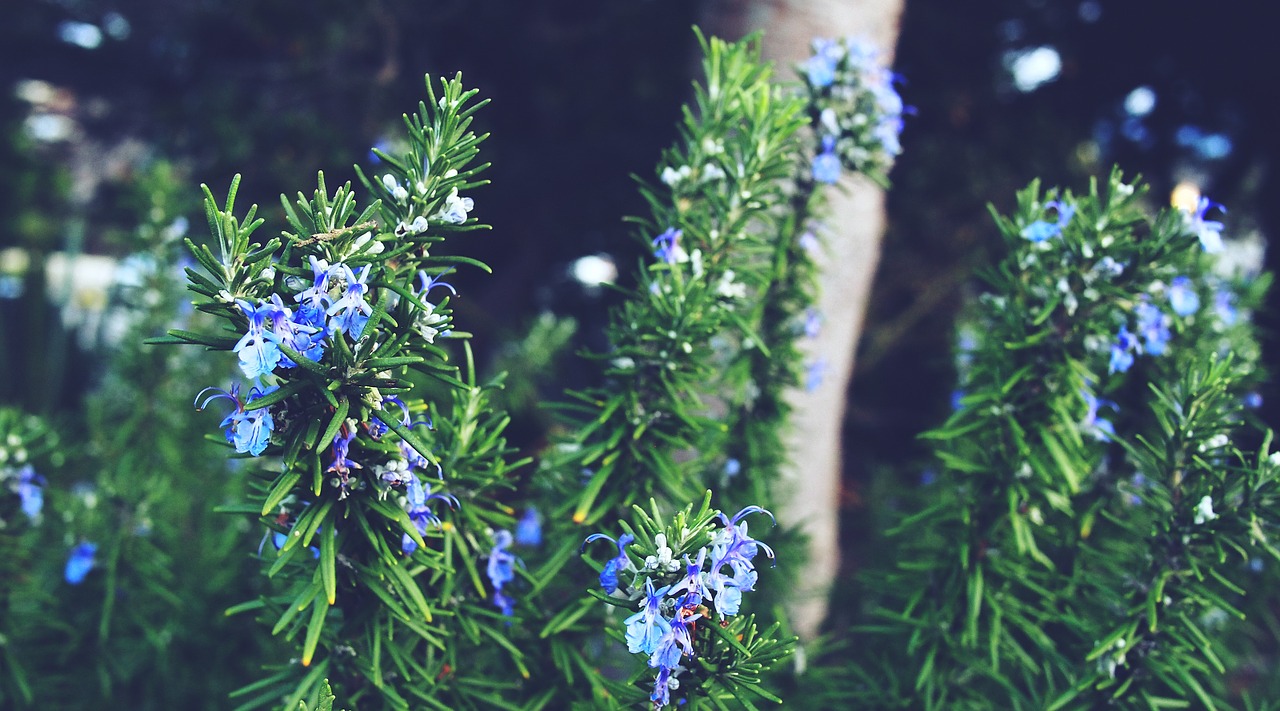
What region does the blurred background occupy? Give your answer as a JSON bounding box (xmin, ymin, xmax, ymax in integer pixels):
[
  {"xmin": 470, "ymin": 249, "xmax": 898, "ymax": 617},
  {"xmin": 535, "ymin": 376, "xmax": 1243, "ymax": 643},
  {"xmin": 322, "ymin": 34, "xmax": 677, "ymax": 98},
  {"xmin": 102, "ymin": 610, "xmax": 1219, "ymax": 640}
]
[{"xmin": 2, "ymin": 0, "xmax": 1278, "ymax": 703}]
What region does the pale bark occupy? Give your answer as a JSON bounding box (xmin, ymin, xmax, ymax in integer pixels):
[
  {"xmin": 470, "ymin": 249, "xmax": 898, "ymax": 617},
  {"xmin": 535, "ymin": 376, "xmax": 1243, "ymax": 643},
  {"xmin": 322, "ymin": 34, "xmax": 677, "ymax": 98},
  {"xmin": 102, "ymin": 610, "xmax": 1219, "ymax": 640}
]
[{"xmin": 702, "ymin": 0, "xmax": 905, "ymax": 640}]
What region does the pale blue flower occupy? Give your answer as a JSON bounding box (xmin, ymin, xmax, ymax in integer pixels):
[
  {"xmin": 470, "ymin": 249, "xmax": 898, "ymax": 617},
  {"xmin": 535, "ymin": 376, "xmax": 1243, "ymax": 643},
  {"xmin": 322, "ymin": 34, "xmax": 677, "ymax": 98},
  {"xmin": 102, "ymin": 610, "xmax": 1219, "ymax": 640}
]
[
  {"xmin": 582, "ymin": 532, "xmax": 636, "ymax": 592},
  {"xmin": 326, "ymin": 264, "xmax": 373, "ymax": 338},
  {"xmin": 487, "ymin": 530, "xmax": 518, "ymax": 614},
  {"xmin": 804, "ymin": 309, "xmax": 822, "ymax": 338},
  {"xmin": 326, "ymin": 428, "xmax": 361, "ymax": 481},
  {"xmin": 294, "ymin": 256, "xmax": 336, "ymax": 327},
  {"xmin": 651, "ymin": 665, "xmax": 676, "ymax": 707},
  {"xmin": 416, "ymin": 268, "xmax": 458, "ymax": 299},
  {"xmin": 806, "ymin": 359, "xmax": 828, "ymax": 392},
  {"xmin": 15, "ymin": 465, "xmax": 44, "ymax": 520},
  {"xmin": 1021, "ymin": 200, "xmax": 1075, "ymax": 242},
  {"xmin": 1081, "ymin": 390, "xmax": 1117, "ymax": 443},
  {"xmin": 650, "ymin": 610, "xmax": 699, "ymax": 670},
  {"xmin": 515, "ymin": 507, "xmax": 542, "ymax": 547},
  {"xmin": 195, "ymin": 384, "xmax": 276, "ymax": 456},
  {"xmin": 805, "ymin": 53, "xmax": 837, "ymax": 88},
  {"xmin": 437, "ymin": 188, "xmax": 474, "ymax": 224},
  {"xmin": 873, "ymin": 115, "xmax": 904, "ymax": 156},
  {"xmin": 1134, "ymin": 299, "xmax": 1171, "ymax": 356},
  {"xmin": 668, "ymin": 548, "xmax": 711, "ymax": 606},
  {"xmin": 1168, "ymin": 277, "xmax": 1200, "ymax": 317},
  {"xmin": 1108, "ymin": 325, "xmax": 1137, "ymax": 374},
  {"xmin": 1188, "ymin": 197, "xmax": 1225, "ymax": 253},
  {"xmin": 812, "ymin": 135, "xmax": 841, "ymax": 184},
  {"xmin": 711, "ymin": 506, "xmax": 776, "ymax": 575},
  {"xmin": 381, "ymin": 173, "xmax": 409, "ymax": 203},
  {"xmin": 268, "ymin": 294, "xmax": 324, "ymax": 366},
  {"xmin": 493, "ymin": 589, "xmax": 515, "ymax": 616},
  {"xmin": 652, "ymin": 228, "xmax": 688, "ymax": 265},
  {"xmin": 625, "ymin": 579, "xmax": 673, "ymax": 655},
  {"xmin": 1214, "ymin": 289, "xmax": 1238, "ymax": 325},
  {"xmin": 724, "ymin": 458, "xmax": 741, "ymax": 479},
  {"xmin": 401, "ymin": 477, "xmax": 459, "ymax": 555},
  {"xmin": 367, "ymin": 395, "xmax": 412, "ymax": 440},
  {"xmin": 233, "ymin": 299, "xmax": 282, "ymax": 378},
  {"xmin": 65, "ymin": 541, "xmax": 97, "ymax": 584}
]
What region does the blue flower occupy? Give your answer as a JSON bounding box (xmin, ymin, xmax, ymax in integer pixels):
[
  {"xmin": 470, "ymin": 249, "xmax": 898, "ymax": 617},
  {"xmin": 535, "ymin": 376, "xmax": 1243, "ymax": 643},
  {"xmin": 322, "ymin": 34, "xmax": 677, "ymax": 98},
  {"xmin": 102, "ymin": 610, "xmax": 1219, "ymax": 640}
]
[
  {"xmin": 65, "ymin": 541, "xmax": 97, "ymax": 584},
  {"xmin": 14, "ymin": 465, "xmax": 44, "ymax": 520},
  {"xmin": 650, "ymin": 609, "xmax": 700, "ymax": 670},
  {"xmin": 724, "ymin": 458, "xmax": 741, "ymax": 479},
  {"xmin": 812, "ymin": 135, "xmax": 841, "ymax": 184},
  {"xmin": 669, "ymin": 548, "xmax": 711, "ymax": 607},
  {"xmin": 1214, "ymin": 289, "xmax": 1238, "ymax": 325},
  {"xmin": 1021, "ymin": 200, "xmax": 1075, "ymax": 242},
  {"xmin": 1168, "ymin": 277, "xmax": 1200, "ymax": 317},
  {"xmin": 1187, "ymin": 197, "xmax": 1225, "ymax": 253},
  {"xmin": 1081, "ymin": 390, "xmax": 1117, "ymax": 443},
  {"xmin": 873, "ymin": 115, "xmax": 904, "ymax": 156},
  {"xmin": 625, "ymin": 579, "xmax": 673, "ymax": 655},
  {"xmin": 233, "ymin": 299, "xmax": 283, "ymax": 379},
  {"xmin": 368, "ymin": 395, "xmax": 412, "ymax": 440},
  {"xmin": 487, "ymin": 530, "xmax": 519, "ymax": 614},
  {"xmin": 1108, "ymin": 325, "xmax": 1138, "ymax": 374},
  {"xmin": 326, "ymin": 428, "xmax": 361, "ymax": 496},
  {"xmin": 195, "ymin": 384, "xmax": 276, "ymax": 456},
  {"xmin": 515, "ymin": 507, "xmax": 542, "ymax": 547},
  {"xmin": 401, "ymin": 477, "xmax": 459, "ymax": 555},
  {"xmin": 327, "ymin": 264, "xmax": 373, "ymax": 338},
  {"xmin": 652, "ymin": 228, "xmax": 688, "ymax": 265},
  {"xmin": 1134, "ymin": 299, "xmax": 1171, "ymax": 356},
  {"xmin": 381, "ymin": 173, "xmax": 409, "ymax": 203},
  {"xmin": 804, "ymin": 309, "xmax": 822, "ymax": 339},
  {"xmin": 415, "ymin": 269, "xmax": 458, "ymax": 299},
  {"xmin": 493, "ymin": 589, "xmax": 515, "ymax": 617},
  {"xmin": 651, "ymin": 665, "xmax": 677, "ymax": 707},
  {"xmin": 582, "ymin": 532, "xmax": 636, "ymax": 593},
  {"xmin": 804, "ymin": 52, "xmax": 837, "ymax": 88},
  {"xmin": 805, "ymin": 359, "xmax": 828, "ymax": 392},
  {"xmin": 399, "ymin": 438, "xmax": 434, "ymax": 471},
  {"xmin": 710, "ymin": 506, "xmax": 775, "ymax": 577},
  {"xmin": 436, "ymin": 188, "xmax": 474, "ymax": 225},
  {"xmin": 294, "ymin": 256, "xmax": 336, "ymax": 327},
  {"xmin": 268, "ymin": 294, "xmax": 325, "ymax": 366}
]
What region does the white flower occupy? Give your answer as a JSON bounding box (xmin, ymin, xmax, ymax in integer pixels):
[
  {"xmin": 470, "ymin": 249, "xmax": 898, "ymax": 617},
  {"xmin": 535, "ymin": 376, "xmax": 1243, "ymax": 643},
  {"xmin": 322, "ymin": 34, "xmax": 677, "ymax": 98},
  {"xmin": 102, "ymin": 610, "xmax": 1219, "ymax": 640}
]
[
  {"xmin": 1194, "ymin": 495, "xmax": 1217, "ymax": 525},
  {"xmin": 396, "ymin": 215, "xmax": 430, "ymax": 237},
  {"xmin": 414, "ymin": 303, "xmax": 447, "ymax": 343},
  {"xmin": 717, "ymin": 270, "xmax": 747, "ymax": 299},
  {"xmin": 436, "ymin": 188, "xmax": 473, "ymax": 225},
  {"xmin": 644, "ymin": 534, "xmax": 678, "ymax": 572},
  {"xmin": 661, "ymin": 165, "xmax": 692, "ymax": 186}
]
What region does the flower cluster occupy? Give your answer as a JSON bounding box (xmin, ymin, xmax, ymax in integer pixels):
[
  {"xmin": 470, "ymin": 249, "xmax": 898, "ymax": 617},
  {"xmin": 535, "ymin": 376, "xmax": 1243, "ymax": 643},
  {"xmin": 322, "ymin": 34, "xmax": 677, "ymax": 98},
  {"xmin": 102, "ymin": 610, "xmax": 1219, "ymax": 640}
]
[
  {"xmin": 1, "ymin": 411, "xmax": 50, "ymax": 523},
  {"xmin": 585, "ymin": 506, "xmax": 774, "ymax": 708},
  {"xmin": 802, "ymin": 37, "xmax": 908, "ymax": 184},
  {"xmin": 1107, "ymin": 273, "xmax": 1212, "ymax": 375},
  {"xmin": 1021, "ymin": 200, "xmax": 1076, "ymax": 243},
  {"xmin": 2, "ymin": 463, "xmax": 44, "ymax": 522}
]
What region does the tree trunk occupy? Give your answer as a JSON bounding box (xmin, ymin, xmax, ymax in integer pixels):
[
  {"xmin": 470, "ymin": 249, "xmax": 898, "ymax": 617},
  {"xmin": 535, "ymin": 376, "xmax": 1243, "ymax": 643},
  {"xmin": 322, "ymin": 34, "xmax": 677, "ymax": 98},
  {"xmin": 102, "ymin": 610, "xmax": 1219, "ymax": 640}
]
[{"xmin": 702, "ymin": 0, "xmax": 906, "ymax": 640}]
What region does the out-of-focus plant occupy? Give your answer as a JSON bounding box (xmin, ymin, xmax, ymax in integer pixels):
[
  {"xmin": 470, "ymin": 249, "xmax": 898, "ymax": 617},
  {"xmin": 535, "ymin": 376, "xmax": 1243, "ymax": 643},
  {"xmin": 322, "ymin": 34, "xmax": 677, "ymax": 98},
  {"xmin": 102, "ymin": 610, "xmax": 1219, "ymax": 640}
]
[
  {"xmin": 1, "ymin": 159, "xmax": 272, "ymax": 709},
  {"xmin": 846, "ymin": 170, "xmax": 1280, "ymax": 709}
]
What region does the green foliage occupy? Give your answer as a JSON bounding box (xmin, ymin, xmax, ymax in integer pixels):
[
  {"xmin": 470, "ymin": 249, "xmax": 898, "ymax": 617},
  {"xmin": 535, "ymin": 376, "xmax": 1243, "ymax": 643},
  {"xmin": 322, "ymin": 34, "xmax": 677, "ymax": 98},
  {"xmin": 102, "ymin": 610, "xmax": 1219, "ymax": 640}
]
[
  {"xmin": 1, "ymin": 160, "xmax": 272, "ymax": 709},
  {"xmin": 853, "ymin": 169, "xmax": 1279, "ymax": 709}
]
